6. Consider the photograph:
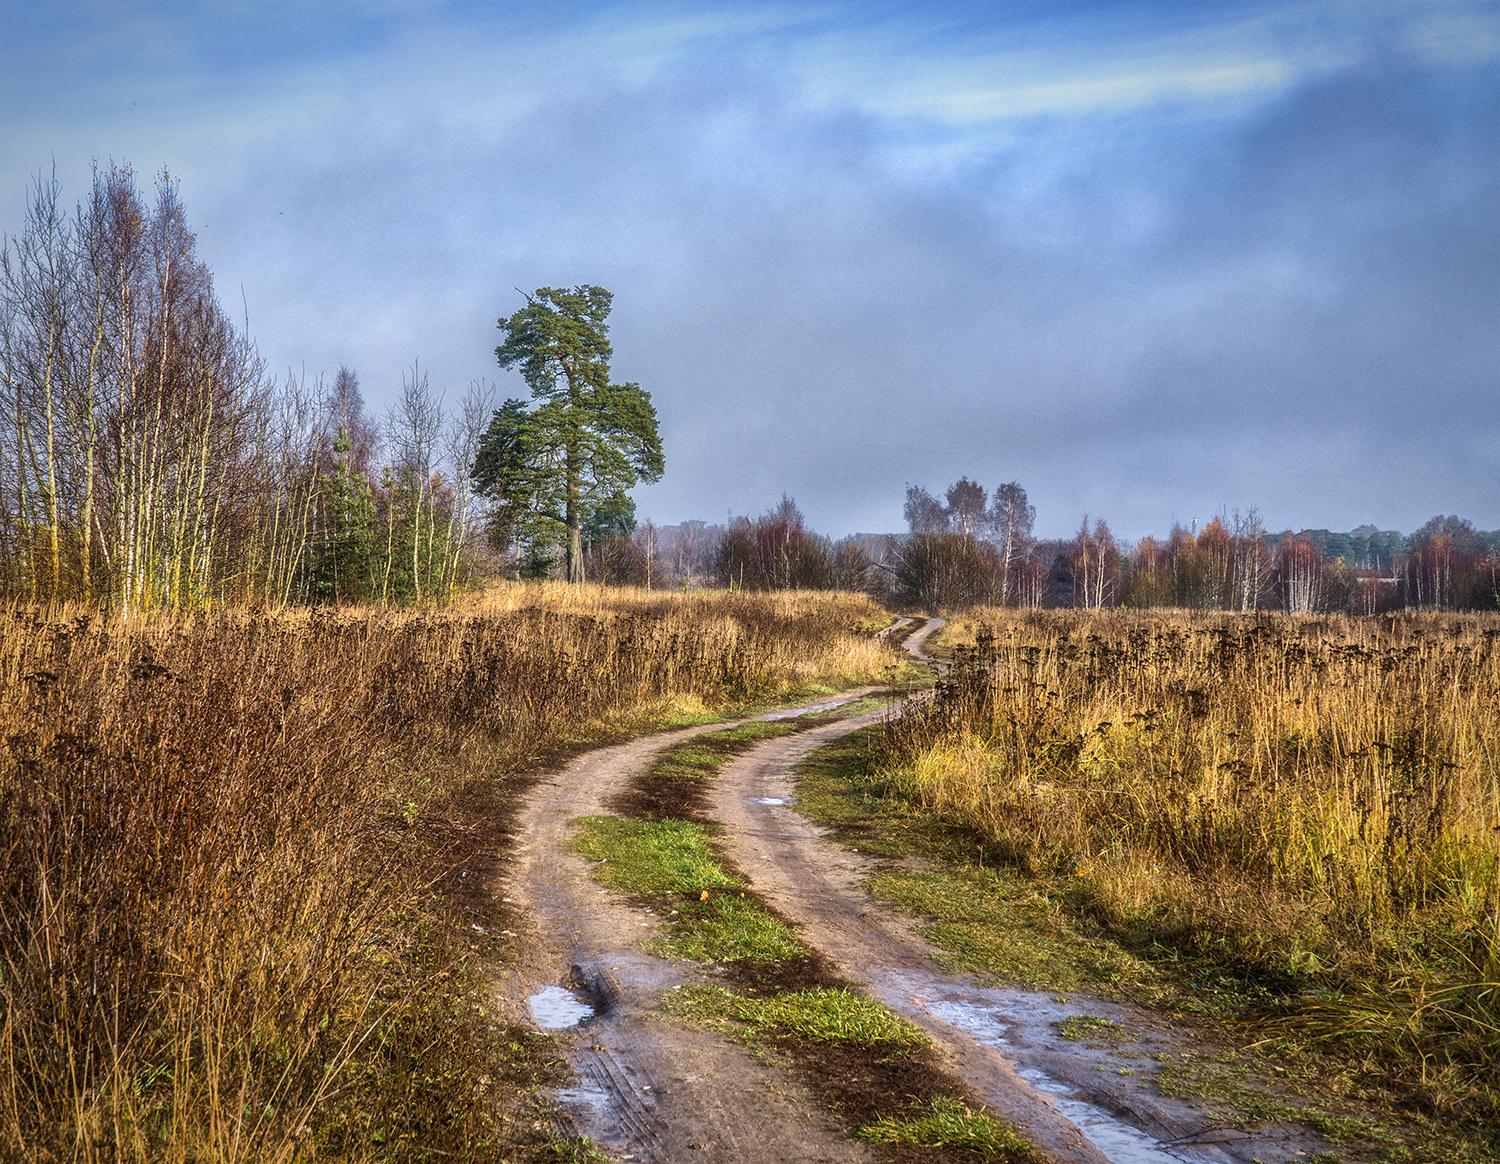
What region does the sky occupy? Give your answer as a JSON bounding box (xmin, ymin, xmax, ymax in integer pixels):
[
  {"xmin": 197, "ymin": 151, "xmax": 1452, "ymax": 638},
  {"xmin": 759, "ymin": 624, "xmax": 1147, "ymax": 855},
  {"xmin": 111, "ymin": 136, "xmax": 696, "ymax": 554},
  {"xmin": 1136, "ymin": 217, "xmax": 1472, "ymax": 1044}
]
[{"xmin": 2, "ymin": 0, "xmax": 1497, "ymax": 540}]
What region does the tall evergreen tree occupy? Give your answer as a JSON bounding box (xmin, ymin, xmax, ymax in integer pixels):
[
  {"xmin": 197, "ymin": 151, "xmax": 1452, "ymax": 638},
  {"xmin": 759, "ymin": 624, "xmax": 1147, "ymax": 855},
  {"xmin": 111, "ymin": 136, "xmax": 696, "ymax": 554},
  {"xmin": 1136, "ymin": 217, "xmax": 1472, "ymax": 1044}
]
[
  {"xmin": 311, "ymin": 427, "xmax": 375, "ymax": 602},
  {"xmin": 473, "ymin": 286, "xmax": 664, "ymax": 583}
]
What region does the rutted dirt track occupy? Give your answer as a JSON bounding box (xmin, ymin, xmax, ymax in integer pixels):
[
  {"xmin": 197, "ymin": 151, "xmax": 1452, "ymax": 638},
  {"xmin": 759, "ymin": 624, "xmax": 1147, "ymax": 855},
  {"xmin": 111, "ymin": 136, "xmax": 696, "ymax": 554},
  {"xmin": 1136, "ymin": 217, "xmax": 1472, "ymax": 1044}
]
[{"xmin": 502, "ymin": 620, "xmax": 1338, "ymax": 1164}]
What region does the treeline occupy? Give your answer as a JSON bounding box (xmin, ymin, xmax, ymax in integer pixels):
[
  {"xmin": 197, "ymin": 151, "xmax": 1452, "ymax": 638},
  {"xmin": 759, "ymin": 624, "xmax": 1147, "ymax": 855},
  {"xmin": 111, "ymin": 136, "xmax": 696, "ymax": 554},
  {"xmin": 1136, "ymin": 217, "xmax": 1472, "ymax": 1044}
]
[
  {"xmin": 888, "ymin": 478, "xmax": 1500, "ymax": 613},
  {"xmin": 568, "ymin": 496, "xmax": 869, "ymax": 592},
  {"xmin": 532, "ymin": 475, "xmax": 1499, "ymax": 614},
  {"xmin": 0, "ymin": 164, "xmax": 489, "ymax": 609}
]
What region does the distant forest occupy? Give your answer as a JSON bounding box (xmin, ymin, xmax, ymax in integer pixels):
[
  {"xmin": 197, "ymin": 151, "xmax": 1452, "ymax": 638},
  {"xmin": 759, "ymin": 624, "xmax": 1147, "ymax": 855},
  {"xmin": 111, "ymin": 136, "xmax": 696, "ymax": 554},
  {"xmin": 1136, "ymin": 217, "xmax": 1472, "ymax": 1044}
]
[
  {"xmin": 586, "ymin": 489, "xmax": 1498, "ymax": 615},
  {"xmin": 3, "ymin": 167, "xmax": 1495, "ymax": 614}
]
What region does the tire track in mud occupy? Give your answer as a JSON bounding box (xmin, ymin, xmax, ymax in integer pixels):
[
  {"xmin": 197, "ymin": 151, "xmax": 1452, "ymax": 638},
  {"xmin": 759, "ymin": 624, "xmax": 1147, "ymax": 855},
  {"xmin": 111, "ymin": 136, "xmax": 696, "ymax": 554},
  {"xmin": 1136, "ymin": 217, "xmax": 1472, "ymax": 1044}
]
[
  {"xmin": 705, "ymin": 621, "xmax": 1343, "ymax": 1164},
  {"xmin": 506, "ymin": 716, "xmax": 878, "ymax": 1164}
]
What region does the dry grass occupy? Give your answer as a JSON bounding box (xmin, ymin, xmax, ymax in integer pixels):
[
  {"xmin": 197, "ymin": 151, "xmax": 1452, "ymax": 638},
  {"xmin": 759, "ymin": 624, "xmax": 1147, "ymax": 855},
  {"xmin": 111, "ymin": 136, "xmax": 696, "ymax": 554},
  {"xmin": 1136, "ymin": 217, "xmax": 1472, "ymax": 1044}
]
[
  {"xmin": 882, "ymin": 608, "xmax": 1500, "ymax": 1117},
  {"xmin": 0, "ymin": 584, "xmax": 896, "ymax": 1163}
]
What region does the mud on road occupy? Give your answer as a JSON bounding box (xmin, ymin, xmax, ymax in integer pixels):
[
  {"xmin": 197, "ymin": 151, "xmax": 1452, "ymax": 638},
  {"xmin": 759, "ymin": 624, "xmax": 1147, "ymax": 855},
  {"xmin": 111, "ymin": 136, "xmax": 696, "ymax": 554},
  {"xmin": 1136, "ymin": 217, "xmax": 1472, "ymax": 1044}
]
[{"xmin": 499, "ymin": 620, "xmax": 1348, "ymax": 1164}]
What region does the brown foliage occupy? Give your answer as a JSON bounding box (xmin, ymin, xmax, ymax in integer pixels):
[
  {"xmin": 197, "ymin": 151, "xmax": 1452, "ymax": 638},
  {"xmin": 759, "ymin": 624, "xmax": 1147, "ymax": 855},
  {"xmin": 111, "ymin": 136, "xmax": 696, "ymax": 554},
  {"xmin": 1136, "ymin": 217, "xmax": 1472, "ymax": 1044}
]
[
  {"xmin": 881, "ymin": 608, "xmax": 1500, "ymax": 1116},
  {"xmin": 0, "ymin": 586, "xmax": 894, "ymax": 1162}
]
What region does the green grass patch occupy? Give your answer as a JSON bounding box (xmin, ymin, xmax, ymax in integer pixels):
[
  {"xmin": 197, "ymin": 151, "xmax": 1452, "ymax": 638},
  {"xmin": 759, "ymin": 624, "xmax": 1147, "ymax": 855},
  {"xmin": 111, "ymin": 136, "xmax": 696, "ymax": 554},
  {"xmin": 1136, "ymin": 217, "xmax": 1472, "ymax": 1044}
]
[
  {"xmin": 568, "ymin": 815, "xmax": 806, "ymax": 964},
  {"xmin": 570, "ymin": 815, "xmax": 739, "ymax": 895},
  {"xmin": 1155, "ymin": 1061, "xmax": 1391, "ymax": 1146},
  {"xmin": 663, "ymin": 985, "xmax": 928, "ymax": 1048},
  {"xmin": 857, "ymin": 1096, "xmax": 1030, "ymax": 1156},
  {"xmin": 1051, "ymin": 1014, "xmax": 1131, "ymax": 1044},
  {"xmin": 653, "ymin": 894, "xmax": 806, "ymax": 964},
  {"xmin": 754, "ymin": 987, "xmax": 929, "ymax": 1047}
]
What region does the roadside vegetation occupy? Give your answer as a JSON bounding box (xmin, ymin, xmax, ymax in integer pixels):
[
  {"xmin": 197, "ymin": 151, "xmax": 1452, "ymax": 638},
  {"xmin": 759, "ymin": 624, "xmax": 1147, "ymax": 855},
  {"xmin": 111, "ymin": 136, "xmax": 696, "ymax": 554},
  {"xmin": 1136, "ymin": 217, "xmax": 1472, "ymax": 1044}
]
[
  {"xmin": 573, "ymin": 722, "xmax": 1043, "ymax": 1163},
  {"xmin": 812, "ymin": 608, "xmax": 1498, "ymax": 1161},
  {"xmin": 0, "ymin": 585, "xmax": 892, "ymax": 1164}
]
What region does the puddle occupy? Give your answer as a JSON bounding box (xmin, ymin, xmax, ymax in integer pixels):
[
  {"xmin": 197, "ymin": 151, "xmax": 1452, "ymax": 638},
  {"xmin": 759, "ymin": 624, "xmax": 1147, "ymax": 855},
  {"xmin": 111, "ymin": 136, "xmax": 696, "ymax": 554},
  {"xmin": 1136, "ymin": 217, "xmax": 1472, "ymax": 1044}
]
[
  {"xmin": 1017, "ymin": 1067, "xmax": 1180, "ymax": 1163},
  {"xmin": 750, "ymin": 796, "xmax": 796, "ymax": 805},
  {"xmin": 761, "ymin": 696, "xmax": 855, "ymax": 721},
  {"xmin": 555, "ymin": 1077, "xmax": 613, "ymax": 1116},
  {"xmin": 529, "ymin": 985, "xmax": 595, "ymax": 1029},
  {"xmin": 927, "ymin": 999, "xmax": 1185, "ymax": 1164}
]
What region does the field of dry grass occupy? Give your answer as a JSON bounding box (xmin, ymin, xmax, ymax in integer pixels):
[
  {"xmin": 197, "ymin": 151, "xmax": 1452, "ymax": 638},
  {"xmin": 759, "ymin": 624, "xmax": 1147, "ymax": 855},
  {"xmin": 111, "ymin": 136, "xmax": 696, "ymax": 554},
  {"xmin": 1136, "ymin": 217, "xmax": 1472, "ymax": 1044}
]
[
  {"xmin": 0, "ymin": 584, "xmax": 898, "ymax": 1164},
  {"xmin": 881, "ymin": 608, "xmax": 1500, "ymax": 1121}
]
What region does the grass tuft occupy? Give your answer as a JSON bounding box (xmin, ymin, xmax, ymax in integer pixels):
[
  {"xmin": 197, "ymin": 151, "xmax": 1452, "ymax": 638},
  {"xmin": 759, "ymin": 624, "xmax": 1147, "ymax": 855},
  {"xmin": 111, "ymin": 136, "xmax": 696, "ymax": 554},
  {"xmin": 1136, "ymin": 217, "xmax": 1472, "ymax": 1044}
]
[
  {"xmin": 1051, "ymin": 1014, "xmax": 1131, "ymax": 1043},
  {"xmin": 570, "ymin": 816, "xmax": 742, "ymax": 896},
  {"xmin": 664, "ymin": 985, "xmax": 928, "ymax": 1048},
  {"xmin": 857, "ymin": 1096, "xmax": 1031, "ymax": 1156}
]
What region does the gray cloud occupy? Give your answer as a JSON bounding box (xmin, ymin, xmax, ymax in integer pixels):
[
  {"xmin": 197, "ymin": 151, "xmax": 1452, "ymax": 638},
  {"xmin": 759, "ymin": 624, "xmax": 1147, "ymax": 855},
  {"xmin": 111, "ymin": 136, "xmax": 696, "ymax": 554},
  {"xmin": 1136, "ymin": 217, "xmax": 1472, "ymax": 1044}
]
[{"xmin": 4, "ymin": 4, "xmax": 1495, "ymax": 539}]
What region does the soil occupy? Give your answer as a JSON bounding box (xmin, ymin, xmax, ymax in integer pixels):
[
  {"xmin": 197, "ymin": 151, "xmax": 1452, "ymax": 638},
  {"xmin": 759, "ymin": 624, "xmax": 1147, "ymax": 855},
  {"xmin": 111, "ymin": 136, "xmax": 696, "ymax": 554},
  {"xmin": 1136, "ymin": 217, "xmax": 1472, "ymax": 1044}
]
[
  {"xmin": 505, "ymin": 721, "xmax": 881, "ymax": 1162},
  {"xmin": 496, "ymin": 619, "xmax": 1354, "ymax": 1164}
]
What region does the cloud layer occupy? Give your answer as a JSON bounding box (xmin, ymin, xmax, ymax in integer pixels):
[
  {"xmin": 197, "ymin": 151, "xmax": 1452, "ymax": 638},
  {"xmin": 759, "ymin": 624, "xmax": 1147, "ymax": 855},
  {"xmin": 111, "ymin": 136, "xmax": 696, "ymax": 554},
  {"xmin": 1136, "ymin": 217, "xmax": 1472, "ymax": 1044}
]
[{"xmin": 3, "ymin": 2, "xmax": 1496, "ymax": 538}]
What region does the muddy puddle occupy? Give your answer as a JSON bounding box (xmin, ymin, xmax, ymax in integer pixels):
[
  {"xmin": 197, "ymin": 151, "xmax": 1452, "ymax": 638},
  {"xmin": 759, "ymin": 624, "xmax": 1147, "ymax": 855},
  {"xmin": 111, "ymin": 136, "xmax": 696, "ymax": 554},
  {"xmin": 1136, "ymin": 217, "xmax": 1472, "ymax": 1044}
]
[
  {"xmin": 900, "ymin": 981, "xmax": 1332, "ymax": 1164},
  {"xmin": 553, "ymin": 1076, "xmax": 614, "ymax": 1119},
  {"xmin": 749, "ymin": 795, "xmax": 795, "ymax": 805},
  {"xmin": 926, "ymin": 996, "xmax": 1180, "ymax": 1163},
  {"xmin": 528, "ymin": 985, "xmax": 595, "ymax": 1029}
]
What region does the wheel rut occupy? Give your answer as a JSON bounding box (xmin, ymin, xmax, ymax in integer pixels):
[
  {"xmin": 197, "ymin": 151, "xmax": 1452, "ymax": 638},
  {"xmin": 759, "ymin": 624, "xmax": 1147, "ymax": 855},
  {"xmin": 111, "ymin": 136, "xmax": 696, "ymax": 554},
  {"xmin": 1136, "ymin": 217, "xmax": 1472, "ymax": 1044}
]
[{"xmin": 507, "ymin": 719, "xmax": 875, "ymax": 1164}]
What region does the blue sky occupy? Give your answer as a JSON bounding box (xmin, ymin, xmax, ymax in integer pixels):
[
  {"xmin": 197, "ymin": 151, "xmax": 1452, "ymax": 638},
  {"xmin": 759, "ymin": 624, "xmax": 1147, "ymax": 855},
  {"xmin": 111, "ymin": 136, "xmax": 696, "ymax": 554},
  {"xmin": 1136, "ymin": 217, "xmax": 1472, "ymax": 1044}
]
[{"xmin": 3, "ymin": 1, "xmax": 1497, "ymax": 539}]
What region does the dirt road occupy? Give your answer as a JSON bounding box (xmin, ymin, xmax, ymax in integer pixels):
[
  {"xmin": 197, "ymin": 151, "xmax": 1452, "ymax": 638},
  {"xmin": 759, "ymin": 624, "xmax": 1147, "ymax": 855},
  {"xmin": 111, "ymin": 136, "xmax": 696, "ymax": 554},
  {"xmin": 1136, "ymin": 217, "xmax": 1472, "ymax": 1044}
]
[
  {"xmin": 506, "ymin": 717, "xmax": 880, "ymax": 1162},
  {"xmin": 501, "ymin": 621, "xmax": 1342, "ymax": 1164}
]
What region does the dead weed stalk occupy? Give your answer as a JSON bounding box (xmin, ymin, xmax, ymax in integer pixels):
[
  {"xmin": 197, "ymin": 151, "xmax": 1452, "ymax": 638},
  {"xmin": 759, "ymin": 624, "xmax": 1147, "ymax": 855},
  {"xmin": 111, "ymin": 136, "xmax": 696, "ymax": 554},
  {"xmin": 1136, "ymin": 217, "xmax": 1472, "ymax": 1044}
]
[{"xmin": 1, "ymin": 585, "xmax": 895, "ymax": 1162}]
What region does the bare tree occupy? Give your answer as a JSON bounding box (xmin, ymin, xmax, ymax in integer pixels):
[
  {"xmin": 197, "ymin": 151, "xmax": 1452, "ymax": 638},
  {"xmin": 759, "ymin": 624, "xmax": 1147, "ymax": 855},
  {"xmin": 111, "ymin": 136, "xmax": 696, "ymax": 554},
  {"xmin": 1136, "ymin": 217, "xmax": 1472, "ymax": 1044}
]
[
  {"xmin": 441, "ymin": 377, "xmax": 493, "ymax": 597},
  {"xmin": 1, "ymin": 163, "xmax": 271, "ymax": 609},
  {"xmin": 327, "ymin": 365, "xmax": 378, "ymax": 476},
  {"xmin": 989, "ymin": 481, "xmax": 1034, "ymax": 605},
  {"xmin": 903, "ymin": 484, "xmax": 948, "ymax": 533},
  {"xmin": 1074, "ymin": 514, "xmax": 1119, "ymax": 609},
  {"xmin": 0, "ymin": 167, "xmax": 76, "ymax": 598},
  {"xmin": 1229, "ymin": 508, "xmax": 1270, "ymax": 611},
  {"xmin": 385, "ymin": 361, "xmax": 442, "ymax": 603},
  {"xmin": 944, "ymin": 477, "xmax": 987, "ymax": 539}
]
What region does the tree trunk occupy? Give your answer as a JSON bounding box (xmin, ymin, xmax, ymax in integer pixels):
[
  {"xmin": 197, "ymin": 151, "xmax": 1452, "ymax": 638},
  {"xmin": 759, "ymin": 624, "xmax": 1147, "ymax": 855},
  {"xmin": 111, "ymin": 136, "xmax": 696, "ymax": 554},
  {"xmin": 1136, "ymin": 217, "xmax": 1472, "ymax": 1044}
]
[{"xmin": 565, "ymin": 437, "xmax": 583, "ymax": 584}]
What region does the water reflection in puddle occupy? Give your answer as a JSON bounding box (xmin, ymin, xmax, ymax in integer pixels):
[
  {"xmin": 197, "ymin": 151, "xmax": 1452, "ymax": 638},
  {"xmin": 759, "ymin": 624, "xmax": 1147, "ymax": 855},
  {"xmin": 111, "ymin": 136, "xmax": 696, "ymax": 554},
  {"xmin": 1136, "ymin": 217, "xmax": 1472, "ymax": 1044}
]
[
  {"xmin": 529, "ymin": 985, "xmax": 595, "ymax": 1029},
  {"xmin": 927, "ymin": 1000, "xmax": 1182, "ymax": 1164},
  {"xmin": 555, "ymin": 1077, "xmax": 612, "ymax": 1115},
  {"xmin": 750, "ymin": 796, "xmax": 795, "ymax": 806},
  {"xmin": 762, "ymin": 697, "xmax": 854, "ymax": 721}
]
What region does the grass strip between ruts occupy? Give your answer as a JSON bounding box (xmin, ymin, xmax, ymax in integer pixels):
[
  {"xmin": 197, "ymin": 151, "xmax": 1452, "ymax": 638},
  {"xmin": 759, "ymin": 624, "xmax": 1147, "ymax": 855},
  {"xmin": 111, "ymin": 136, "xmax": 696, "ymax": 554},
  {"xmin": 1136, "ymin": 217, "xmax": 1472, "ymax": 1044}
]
[{"xmin": 569, "ymin": 720, "xmax": 1042, "ymax": 1163}]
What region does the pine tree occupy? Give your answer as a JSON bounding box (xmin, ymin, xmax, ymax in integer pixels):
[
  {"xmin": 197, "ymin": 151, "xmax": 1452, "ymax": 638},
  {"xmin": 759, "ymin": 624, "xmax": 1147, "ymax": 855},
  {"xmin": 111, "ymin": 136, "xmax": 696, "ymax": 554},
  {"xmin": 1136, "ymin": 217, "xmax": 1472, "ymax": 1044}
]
[{"xmin": 312, "ymin": 427, "xmax": 375, "ymax": 602}]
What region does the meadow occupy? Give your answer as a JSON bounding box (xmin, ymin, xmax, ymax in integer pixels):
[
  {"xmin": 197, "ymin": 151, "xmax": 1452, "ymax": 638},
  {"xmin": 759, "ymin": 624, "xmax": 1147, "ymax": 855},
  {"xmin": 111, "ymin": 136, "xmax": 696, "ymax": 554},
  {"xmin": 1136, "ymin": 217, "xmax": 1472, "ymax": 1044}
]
[
  {"xmin": 0, "ymin": 585, "xmax": 896, "ymax": 1164},
  {"xmin": 880, "ymin": 608, "xmax": 1500, "ymax": 1122}
]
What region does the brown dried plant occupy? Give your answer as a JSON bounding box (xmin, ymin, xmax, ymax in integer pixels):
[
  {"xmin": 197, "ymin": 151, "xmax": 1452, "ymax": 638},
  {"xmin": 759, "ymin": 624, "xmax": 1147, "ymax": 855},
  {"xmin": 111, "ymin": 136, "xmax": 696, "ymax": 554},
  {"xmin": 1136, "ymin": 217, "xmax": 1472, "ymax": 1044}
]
[
  {"xmin": 0, "ymin": 585, "xmax": 896, "ymax": 1162},
  {"xmin": 881, "ymin": 608, "xmax": 1500, "ymax": 1115}
]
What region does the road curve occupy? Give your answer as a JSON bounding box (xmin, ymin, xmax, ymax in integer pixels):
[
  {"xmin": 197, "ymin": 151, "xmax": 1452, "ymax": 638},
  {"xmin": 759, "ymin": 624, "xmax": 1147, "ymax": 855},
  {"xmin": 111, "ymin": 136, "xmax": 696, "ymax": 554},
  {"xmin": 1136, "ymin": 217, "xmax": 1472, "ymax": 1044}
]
[
  {"xmin": 502, "ymin": 617, "xmax": 1335, "ymax": 1164},
  {"xmin": 506, "ymin": 716, "xmax": 880, "ymax": 1163}
]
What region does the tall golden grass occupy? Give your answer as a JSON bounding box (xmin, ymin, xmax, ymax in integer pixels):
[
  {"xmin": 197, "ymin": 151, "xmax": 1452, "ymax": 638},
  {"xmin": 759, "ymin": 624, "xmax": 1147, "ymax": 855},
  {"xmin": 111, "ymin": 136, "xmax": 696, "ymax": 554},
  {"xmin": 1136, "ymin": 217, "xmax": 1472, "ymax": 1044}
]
[
  {"xmin": 881, "ymin": 609, "xmax": 1500, "ymax": 1110},
  {"xmin": 1, "ymin": 584, "xmax": 896, "ymax": 1163}
]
